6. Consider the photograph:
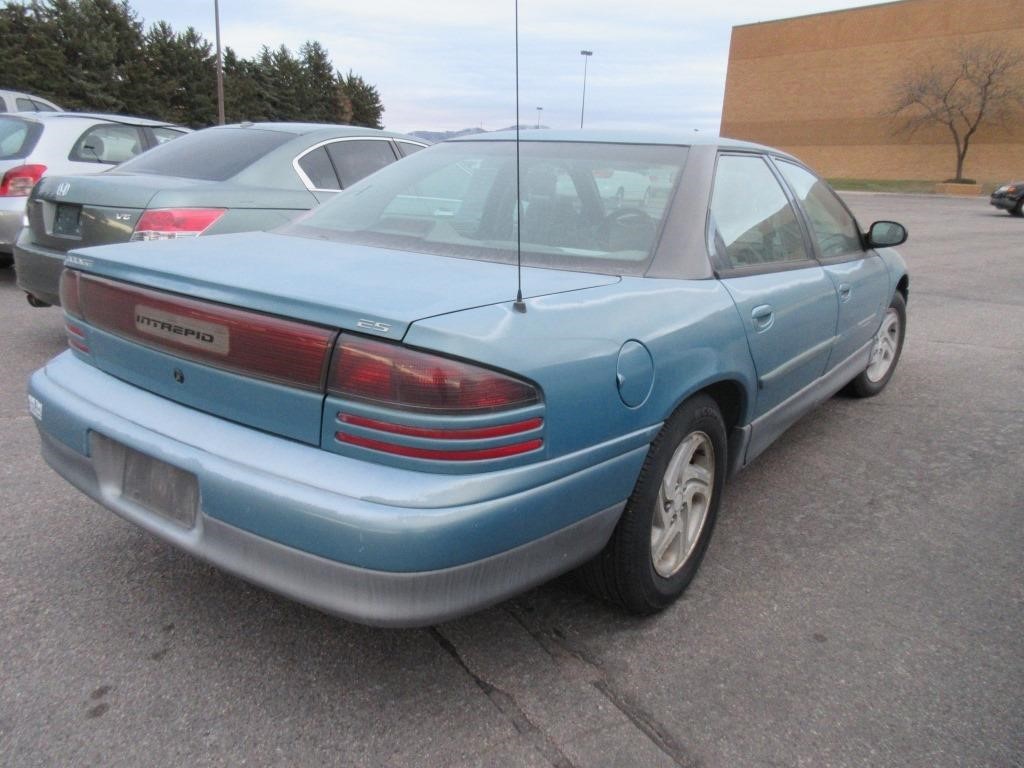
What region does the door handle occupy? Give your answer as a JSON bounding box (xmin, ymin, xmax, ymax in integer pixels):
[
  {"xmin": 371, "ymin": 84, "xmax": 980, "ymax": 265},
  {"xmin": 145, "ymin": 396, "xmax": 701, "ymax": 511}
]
[
  {"xmin": 838, "ymin": 283, "xmax": 852, "ymax": 302},
  {"xmin": 751, "ymin": 304, "xmax": 774, "ymax": 332}
]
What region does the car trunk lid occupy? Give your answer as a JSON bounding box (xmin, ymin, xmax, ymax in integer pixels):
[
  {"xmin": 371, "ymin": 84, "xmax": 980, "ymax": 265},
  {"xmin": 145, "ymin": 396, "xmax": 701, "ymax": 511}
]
[
  {"xmin": 63, "ymin": 231, "xmax": 619, "ymax": 444},
  {"xmin": 26, "ymin": 173, "xmax": 217, "ymax": 254}
]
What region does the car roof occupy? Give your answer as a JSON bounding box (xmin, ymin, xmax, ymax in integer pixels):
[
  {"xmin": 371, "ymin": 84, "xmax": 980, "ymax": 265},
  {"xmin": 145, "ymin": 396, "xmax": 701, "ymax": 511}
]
[
  {"xmin": 205, "ymin": 122, "xmax": 425, "ymax": 142},
  {"xmin": 7, "ymin": 111, "xmax": 184, "ymax": 129},
  {"xmin": 453, "ymin": 129, "xmax": 787, "ymax": 156}
]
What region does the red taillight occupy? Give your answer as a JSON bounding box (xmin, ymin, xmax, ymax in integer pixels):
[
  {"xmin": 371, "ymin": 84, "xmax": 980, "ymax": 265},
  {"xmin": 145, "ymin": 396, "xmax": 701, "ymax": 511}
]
[
  {"xmin": 338, "ymin": 413, "xmax": 542, "ymax": 440},
  {"xmin": 77, "ymin": 274, "xmax": 336, "ymax": 390},
  {"xmin": 65, "ymin": 321, "xmax": 89, "ymax": 353},
  {"xmin": 338, "ymin": 432, "xmax": 542, "ymax": 461},
  {"xmin": 0, "ymin": 164, "xmax": 46, "ymax": 196},
  {"xmin": 131, "ymin": 208, "xmax": 226, "ymax": 241},
  {"xmin": 59, "ymin": 269, "xmax": 83, "ymax": 319},
  {"xmin": 328, "ymin": 335, "xmax": 539, "ymax": 413}
]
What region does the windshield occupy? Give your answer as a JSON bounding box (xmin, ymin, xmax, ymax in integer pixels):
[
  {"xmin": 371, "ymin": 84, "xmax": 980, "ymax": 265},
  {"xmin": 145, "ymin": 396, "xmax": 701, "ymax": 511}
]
[
  {"xmin": 114, "ymin": 127, "xmax": 292, "ymax": 181},
  {"xmin": 284, "ymin": 140, "xmax": 688, "ymax": 276},
  {"xmin": 0, "ymin": 117, "xmax": 42, "ymax": 160}
]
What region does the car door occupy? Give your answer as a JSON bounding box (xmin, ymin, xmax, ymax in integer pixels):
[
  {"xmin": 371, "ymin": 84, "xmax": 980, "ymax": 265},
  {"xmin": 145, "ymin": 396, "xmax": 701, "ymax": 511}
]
[
  {"xmin": 709, "ymin": 153, "xmax": 840, "ymax": 423},
  {"xmin": 773, "ymin": 159, "xmax": 889, "ymax": 370}
]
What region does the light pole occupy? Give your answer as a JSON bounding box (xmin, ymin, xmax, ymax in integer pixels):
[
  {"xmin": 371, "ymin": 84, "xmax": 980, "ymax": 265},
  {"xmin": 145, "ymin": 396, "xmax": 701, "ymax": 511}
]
[
  {"xmin": 214, "ymin": 0, "xmax": 225, "ymax": 125},
  {"xmin": 579, "ymin": 50, "xmax": 593, "ymax": 129},
  {"xmin": 536, "ymin": 106, "xmax": 543, "ymax": 129}
]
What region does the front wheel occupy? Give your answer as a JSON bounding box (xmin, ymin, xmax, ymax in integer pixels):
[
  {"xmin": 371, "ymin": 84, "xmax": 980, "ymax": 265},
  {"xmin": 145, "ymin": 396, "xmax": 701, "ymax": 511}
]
[
  {"xmin": 846, "ymin": 291, "xmax": 906, "ymax": 397},
  {"xmin": 578, "ymin": 394, "xmax": 727, "ymax": 613}
]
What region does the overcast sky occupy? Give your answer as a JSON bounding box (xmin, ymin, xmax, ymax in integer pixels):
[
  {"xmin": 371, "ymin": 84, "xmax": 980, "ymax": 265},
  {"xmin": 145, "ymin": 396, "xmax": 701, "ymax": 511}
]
[{"xmin": 131, "ymin": 0, "xmax": 886, "ymax": 134}]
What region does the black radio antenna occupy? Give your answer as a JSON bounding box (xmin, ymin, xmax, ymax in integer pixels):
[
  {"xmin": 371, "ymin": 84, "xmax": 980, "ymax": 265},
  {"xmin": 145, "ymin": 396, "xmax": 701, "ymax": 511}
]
[{"xmin": 512, "ymin": 0, "xmax": 527, "ymax": 313}]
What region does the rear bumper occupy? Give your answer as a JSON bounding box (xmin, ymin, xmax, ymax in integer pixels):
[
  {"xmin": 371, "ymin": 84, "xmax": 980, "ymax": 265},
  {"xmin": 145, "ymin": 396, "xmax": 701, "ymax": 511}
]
[
  {"xmin": 29, "ymin": 352, "xmax": 650, "ymax": 626},
  {"xmin": 13, "ymin": 229, "xmax": 64, "ymax": 304},
  {"xmin": 0, "ymin": 196, "xmax": 26, "ymax": 254}
]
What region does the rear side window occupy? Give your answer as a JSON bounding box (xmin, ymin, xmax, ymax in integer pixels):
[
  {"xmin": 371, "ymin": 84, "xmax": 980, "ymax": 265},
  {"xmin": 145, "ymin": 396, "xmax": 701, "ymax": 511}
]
[
  {"xmin": 16, "ymin": 97, "xmax": 35, "ymax": 111},
  {"xmin": 325, "ymin": 139, "xmax": 397, "ymax": 187},
  {"xmin": 151, "ymin": 127, "xmax": 185, "ymax": 145},
  {"xmin": 0, "ymin": 117, "xmax": 42, "ymax": 160},
  {"xmin": 296, "ymin": 146, "xmax": 340, "ymax": 190},
  {"xmin": 396, "ymin": 141, "xmax": 426, "ymax": 157},
  {"xmin": 115, "ymin": 128, "xmax": 292, "ymax": 181},
  {"xmin": 31, "ymin": 99, "xmax": 57, "ymax": 112},
  {"xmin": 709, "ymin": 154, "xmax": 809, "ymax": 269},
  {"xmin": 69, "ymin": 124, "xmax": 146, "ymax": 164}
]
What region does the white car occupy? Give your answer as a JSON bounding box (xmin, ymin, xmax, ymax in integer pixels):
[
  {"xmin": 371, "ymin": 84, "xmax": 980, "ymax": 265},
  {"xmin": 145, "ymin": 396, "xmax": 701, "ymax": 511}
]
[
  {"xmin": 0, "ymin": 89, "xmax": 61, "ymax": 113},
  {"xmin": 0, "ymin": 112, "xmax": 187, "ymax": 266}
]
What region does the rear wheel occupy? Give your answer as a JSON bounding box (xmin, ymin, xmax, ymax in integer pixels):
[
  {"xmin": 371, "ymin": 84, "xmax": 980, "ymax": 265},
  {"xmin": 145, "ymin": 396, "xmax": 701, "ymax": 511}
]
[
  {"xmin": 0, "ymin": 254, "xmax": 11, "ymax": 269},
  {"xmin": 846, "ymin": 291, "xmax": 906, "ymax": 397},
  {"xmin": 1012, "ymin": 198, "xmax": 1023, "ymax": 217},
  {"xmin": 578, "ymin": 394, "xmax": 726, "ymax": 613}
]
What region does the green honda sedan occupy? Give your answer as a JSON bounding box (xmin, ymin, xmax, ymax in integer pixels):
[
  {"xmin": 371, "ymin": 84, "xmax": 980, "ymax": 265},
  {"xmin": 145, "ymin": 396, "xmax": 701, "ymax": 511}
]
[{"xmin": 14, "ymin": 122, "xmax": 426, "ymax": 307}]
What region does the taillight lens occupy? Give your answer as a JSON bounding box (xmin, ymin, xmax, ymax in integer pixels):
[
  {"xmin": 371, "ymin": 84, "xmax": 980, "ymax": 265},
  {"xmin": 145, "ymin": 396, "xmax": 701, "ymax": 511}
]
[
  {"xmin": 0, "ymin": 164, "xmax": 46, "ymax": 196},
  {"xmin": 131, "ymin": 208, "xmax": 226, "ymax": 241},
  {"xmin": 76, "ymin": 274, "xmax": 337, "ymax": 390},
  {"xmin": 59, "ymin": 269, "xmax": 83, "ymax": 319},
  {"xmin": 328, "ymin": 335, "xmax": 539, "ymax": 413}
]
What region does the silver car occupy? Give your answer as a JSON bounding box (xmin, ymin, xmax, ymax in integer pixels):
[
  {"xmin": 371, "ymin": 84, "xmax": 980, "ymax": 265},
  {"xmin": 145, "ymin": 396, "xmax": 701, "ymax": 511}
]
[
  {"xmin": 0, "ymin": 112, "xmax": 187, "ymax": 266},
  {"xmin": 0, "ymin": 89, "xmax": 61, "ymax": 113}
]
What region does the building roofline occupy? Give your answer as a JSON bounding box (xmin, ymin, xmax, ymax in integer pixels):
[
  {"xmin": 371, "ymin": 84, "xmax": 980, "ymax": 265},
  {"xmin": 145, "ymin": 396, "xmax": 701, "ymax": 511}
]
[{"xmin": 733, "ymin": 0, "xmax": 914, "ymax": 29}]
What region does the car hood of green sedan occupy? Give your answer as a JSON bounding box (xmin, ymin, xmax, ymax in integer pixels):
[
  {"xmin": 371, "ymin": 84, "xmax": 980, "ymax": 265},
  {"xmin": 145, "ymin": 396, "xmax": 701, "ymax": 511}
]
[{"xmin": 67, "ymin": 231, "xmax": 621, "ymax": 339}]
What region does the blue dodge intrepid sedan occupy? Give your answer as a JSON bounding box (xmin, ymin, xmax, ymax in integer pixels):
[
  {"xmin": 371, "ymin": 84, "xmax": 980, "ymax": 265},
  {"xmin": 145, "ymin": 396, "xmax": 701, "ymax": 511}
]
[{"xmin": 27, "ymin": 132, "xmax": 909, "ymax": 626}]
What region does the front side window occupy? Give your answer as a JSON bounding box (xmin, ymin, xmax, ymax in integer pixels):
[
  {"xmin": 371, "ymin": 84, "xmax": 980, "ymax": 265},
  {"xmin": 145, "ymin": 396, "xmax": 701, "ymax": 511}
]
[
  {"xmin": 776, "ymin": 160, "xmax": 862, "ymax": 259},
  {"xmin": 326, "ymin": 139, "xmax": 398, "ymax": 188},
  {"xmin": 69, "ymin": 124, "xmax": 145, "ymax": 164},
  {"xmin": 709, "ymin": 154, "xmax": 809, "ymax": 269},
  {"xmin": 285, "ymin": 140, "xmax": 688, "ymax": 276}
]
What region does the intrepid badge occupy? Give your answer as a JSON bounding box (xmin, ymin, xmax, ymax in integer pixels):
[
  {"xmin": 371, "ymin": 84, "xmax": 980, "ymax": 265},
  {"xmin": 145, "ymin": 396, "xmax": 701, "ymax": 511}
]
[{"xmin": 134, "ymin": 305, "xmax": 230, "ymax": 354}]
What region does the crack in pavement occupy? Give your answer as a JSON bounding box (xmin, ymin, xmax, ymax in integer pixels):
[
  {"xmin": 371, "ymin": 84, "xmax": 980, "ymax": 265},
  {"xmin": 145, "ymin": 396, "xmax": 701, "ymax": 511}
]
[
  {"xmin": 429, "ymin": 627, "xmax": 577, "ymax": 768},
  {"xmin": 504, "ymin": 605, "xmax": 699, "ymax": 768}
]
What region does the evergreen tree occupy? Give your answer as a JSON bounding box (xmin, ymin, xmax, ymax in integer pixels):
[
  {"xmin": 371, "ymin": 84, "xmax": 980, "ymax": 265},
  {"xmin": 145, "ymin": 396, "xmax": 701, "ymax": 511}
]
[
  {"xmin": 340, "ymin": 70, "xmax": 384, "ymax": 128},
  {"xmin": 1, "ymin": 0, "xmax": 385, "ymax": 128}
]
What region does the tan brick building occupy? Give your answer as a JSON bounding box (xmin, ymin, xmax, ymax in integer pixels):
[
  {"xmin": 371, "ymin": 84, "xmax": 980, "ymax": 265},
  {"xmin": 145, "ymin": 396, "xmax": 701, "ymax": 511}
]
[{"xmin": 719, "ymin": 0, "xmax": 1024, "ymax": 183}]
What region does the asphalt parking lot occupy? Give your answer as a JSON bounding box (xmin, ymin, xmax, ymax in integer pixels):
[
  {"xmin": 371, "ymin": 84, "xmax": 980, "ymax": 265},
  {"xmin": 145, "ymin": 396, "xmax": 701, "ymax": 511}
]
[{"xmin": 1, "ymin": 192, "xmax": 1021, "ymax": 767}]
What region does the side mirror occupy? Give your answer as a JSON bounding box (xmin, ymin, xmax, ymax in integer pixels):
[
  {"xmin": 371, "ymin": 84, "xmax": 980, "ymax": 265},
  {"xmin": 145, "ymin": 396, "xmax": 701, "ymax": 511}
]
[{"xmin": 866, "ymin": 220, "xmax": 907, "ymax": 248}]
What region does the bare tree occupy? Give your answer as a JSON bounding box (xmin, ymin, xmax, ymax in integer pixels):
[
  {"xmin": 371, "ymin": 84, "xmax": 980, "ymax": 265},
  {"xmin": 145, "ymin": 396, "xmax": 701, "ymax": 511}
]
[{"xmin": 890, "ymin": 40, "xmax": 1024, "ymax": 181}]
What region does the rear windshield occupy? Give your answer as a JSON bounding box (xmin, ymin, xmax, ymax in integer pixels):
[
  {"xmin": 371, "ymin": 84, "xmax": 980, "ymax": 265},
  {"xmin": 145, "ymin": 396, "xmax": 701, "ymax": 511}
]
[
  {"xmin": 0, "ymin": 116, "xmax": 42, "ymax": 160},
  {"xmin": 284, "ymin": 140, "xmax": 688, "ymax": 276},
  {"xmin": 114, "ymin": 127, "xmax": 292, "ymax": 181}
]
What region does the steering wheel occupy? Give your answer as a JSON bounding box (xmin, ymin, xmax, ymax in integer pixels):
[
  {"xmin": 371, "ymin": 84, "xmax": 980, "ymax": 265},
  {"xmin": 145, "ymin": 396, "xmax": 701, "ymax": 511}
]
[{"xmin": 605, "ymin": 207, "xmax": 652, "ymax": 228}]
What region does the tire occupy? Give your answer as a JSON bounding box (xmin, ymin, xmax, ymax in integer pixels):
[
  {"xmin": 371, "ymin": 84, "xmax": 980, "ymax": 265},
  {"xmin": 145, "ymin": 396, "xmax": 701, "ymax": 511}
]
[
  {"xmin": 0, "ymin": 253, "xmax": 12, "ymax": 269},
  {"xmin": 845, "ymin": 291, "xmax": 906, "ymax": 398},
  {"xmin": 578, "ymin": 394, "xmax": 727, "ymax": 614},
  {"xmin": 1012, "ymin": 198, "xmax": 1023, "ymax": 217}
]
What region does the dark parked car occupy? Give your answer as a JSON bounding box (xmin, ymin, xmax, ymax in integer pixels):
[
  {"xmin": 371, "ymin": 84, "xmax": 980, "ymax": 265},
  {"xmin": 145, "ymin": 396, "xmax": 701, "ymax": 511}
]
[
  {"xmin": 28, "ymin": 132, "xmax": 909, "ymax": 626},
  {"xmin": 990, "ymin": 180, "xmax": 1023, "ymax": 216},
  {"xmin": 14, "ymin": 122, "xmax": 427, "ymax": 305}
]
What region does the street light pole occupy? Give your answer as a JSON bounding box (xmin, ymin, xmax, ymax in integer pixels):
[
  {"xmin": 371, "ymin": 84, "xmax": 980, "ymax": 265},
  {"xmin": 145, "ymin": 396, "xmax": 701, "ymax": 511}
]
[
  {"xmin": 214, "ymin": 0, "xmax": 225, "ymax": 125},
  {"xmin": 579, "ymin": 50, "xmax": 592, "ymax": 129},
  {"xmin": 536, "ymin": 106, "xmax": 543, "ymax": 129}
]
